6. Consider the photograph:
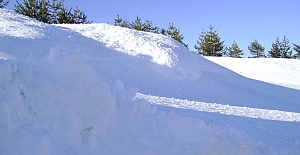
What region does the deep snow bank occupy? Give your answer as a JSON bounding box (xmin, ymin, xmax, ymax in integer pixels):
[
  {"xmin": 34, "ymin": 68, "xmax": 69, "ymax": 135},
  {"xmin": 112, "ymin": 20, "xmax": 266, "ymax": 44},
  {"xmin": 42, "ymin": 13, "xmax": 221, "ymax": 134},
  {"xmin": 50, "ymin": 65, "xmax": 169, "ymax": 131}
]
[
  {"xmin": 0, "ymin": 49, "xmax": 117, "ymax": 154},
  {"xmin": 0, "ymin": 54, "xmax": 268, "ymax": 155},
  {"xmin": 1, "ymin": 9, "xmax": 300, "ymax": 154}
]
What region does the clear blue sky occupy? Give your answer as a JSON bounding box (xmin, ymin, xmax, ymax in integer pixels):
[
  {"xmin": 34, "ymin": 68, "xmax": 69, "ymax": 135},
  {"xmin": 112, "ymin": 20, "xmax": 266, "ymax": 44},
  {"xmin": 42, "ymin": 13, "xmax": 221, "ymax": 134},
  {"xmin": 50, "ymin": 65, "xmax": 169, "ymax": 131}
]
[{"xmin": 6, "ymin": 0, "xmax": 300, "ymax": 57}]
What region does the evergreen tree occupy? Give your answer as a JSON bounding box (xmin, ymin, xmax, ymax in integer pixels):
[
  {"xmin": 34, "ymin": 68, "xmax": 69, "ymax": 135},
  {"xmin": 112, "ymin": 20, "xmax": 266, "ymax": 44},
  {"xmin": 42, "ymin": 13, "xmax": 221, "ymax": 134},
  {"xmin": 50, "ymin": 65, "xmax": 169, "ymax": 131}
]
[
  {"xmin": 71, "ymin": 6, "xmax": 91, "ymax": 24},
  {"xmin": 269, "ymin": 36, "xmax": 292, "ymax": 58},
  {"xmin": 48, "ymin": 0, "xmax": 63, "ymax": 24},
  {"xmin": 0, "ymin": 0, "xmax": 9, "ymax": 8},
  {"xmin": 15, "ymin": 0, "xmax": 46, "ymax": 21},
  {"xmin": 248, "ymin": 39, "xmax": 265, "ymax": 58},
  {"xmin": 56, "ymin": 6, "xmax": 71, "ymax": 23},
  {"xmin": 194, "ymin": 25, "xmax": 225, "ymax": 56},
  {"xmin": 114, "ymin": 14, "xmax": 122, "ymax": 26},
  {"xmin": 131, "ymin": 16, "xmax": 143, "ymax": 31},
  {"xmin": 142, "ymin": 20, "xmax": 159, "ymax": 33},
  {"xmin": 223, "ymin": 46, "xmax": 229, "ymax": 57},
  {"xmin": 36, "ymin": 0, "xmax": 50, "ymax": 23},
  {"xmin": 160, "ymin": 28, "xmax": 167, "ymax": 35},
  {"xmin": 280, "ymin": 35, "xmax": 292, "ymax": 58},
  {"xmin": 227, "ymin": 41, "xmax": 243, "ymax": 58},
  {"xmin": 292, "ymin": 43, "xmax": 300, "ymax": 58},
  {"xmin": 114, "ymin": 15, "xmax": 162, "ymax": 35},
  {"xmin": 268, "ymin": 37, "xmax": 281, "ymax": 58},
  {"xmin": 15, "ymin": 0, "xmax": 91, "ymax": 24},
  {"xmin": 120, "ymin": 19, "xmax": 130, "ymax": 28},
  {"xmin": 167, "ymin": 22, "xmax": 187, "ymax": 48}
]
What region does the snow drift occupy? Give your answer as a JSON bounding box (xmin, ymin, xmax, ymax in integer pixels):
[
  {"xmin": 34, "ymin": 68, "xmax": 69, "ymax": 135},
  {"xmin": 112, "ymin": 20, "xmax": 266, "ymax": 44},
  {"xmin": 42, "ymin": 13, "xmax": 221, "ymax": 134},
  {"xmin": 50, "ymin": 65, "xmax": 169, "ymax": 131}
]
[{"xmin": 1, "ymin": 9, "xmax": 300, "ymax": 155}]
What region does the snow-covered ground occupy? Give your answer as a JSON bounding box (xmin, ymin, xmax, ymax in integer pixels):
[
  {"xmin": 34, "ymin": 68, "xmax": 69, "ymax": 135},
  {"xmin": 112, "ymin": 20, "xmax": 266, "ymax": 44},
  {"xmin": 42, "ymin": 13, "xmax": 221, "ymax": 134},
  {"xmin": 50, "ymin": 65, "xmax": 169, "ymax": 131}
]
[
  {"xmin": 1, "ymin": 9, "xmax": 300, "ymax": 155},
  {"xmin": 206, "ymin": 57, "xmax": 300, "ymax": 90}
]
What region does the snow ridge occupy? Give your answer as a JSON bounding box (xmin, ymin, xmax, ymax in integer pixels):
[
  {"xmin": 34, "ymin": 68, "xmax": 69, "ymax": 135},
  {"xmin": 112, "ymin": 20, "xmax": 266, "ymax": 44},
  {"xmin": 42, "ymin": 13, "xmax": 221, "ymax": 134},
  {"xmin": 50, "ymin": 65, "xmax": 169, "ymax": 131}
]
[
  {"xmin": 58, "ymin": 24, "xmax": 180, "ymax": 67},
  {"xmin": 135, "ymin": 93, "xmax": 300, "ymax": 122}
]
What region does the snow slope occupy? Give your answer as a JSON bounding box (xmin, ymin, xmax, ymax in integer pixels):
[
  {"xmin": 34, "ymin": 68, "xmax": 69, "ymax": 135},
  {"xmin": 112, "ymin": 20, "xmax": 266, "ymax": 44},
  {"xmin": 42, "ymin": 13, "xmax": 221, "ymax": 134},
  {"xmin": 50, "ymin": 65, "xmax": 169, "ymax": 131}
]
[
  {"xmin": 206, "ymin": 57, "xmax": 300, "ymax": 90},
  {"xmin": 1, "ymin": 9, "xmax": 300, "ymax": 155}
]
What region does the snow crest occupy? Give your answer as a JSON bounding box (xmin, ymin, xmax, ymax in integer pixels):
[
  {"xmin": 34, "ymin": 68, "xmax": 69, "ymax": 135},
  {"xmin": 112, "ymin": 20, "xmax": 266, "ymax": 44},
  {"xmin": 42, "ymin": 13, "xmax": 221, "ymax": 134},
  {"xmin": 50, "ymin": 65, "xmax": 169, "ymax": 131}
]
[
  {"xmin": 58, "ymin": 24, "xmax": 180, "ymax": 67},
  {"xmin": 0, "ymin": 9, "xmax": 46, "ymax": 39}
]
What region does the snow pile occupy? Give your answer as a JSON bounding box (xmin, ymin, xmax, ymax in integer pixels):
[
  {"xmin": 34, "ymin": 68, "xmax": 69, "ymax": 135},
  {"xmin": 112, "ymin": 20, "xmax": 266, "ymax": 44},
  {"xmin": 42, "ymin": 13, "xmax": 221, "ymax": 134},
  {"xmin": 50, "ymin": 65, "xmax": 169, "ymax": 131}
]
[
  {"xmin": 0, "ymin": 49, "xmax": 117, "ymax": 154},
  {"xmin": 1, "ymin": 9, "xmax": 300, "ymax": 155},
  {"xmin": 59, "ymin": 24, "xmax": 180, "ymax": 67}
]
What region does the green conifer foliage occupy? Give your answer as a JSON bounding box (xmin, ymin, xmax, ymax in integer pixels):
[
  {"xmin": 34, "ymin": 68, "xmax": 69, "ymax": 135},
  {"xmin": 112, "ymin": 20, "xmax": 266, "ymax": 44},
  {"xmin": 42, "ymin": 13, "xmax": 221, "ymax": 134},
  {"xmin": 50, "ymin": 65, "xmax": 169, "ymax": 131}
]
[
  {"xmin": 0, "ymin": 0, "xmax": 9, "ymax": 8},
  {"xmin": 195, "ymin": 25, "xmax": 225, "ymax": 56},
  {"xmin": 268, "ymin": 37, "xmax": 281, "ymax": 58},
  {"xmin": 280, "ymin": 36, "xmax": 292, "ymax": 58},
  {"xmin": 227, "ymin": 41, "xmax": 243, "ymax": 58},
  {"xmin": 118, "ymin": 18, "xmax": 130, "ymax": 28},
  {"xmin": 48, "ymin": 0, "xmax": 62, "ymax": 24},
  {"xmin": 142, "ymin": 20, "xmax": 159, "ymax": 33},
  {"xmin": 132, "ymin": 16, "xmax": 143, "ymax": 31},
  {"xmin": 56, "ymin": 6, "xmax": 71, "ymax": 23},
  {"xmin": 292, "ymin": 43, "xmax": 300, "ymax": 58},
  {"xmin": 114, "ymin": 14, "xmax": 122, "ymax": 26},
  {"xmin": 36, "ymin": 0, "xmax": 50, "ymax": 23},
  {"xmin": 14, "ymin": 0, "xmax": 91, "ymax": 24},
  {"xmin": 248, "ymin": 39, "xmax": 265, "ymax": 58},
  {"xmin": 167, "ymin": 23, "xmax": 187, "ymax": 48},
  {"xmin": 15, "ymin": 0, "xmax": 43, "ymax": 20},
  {"xmin": 113, "ymin": 15, "xmax": 186, "ymax": 48},
  {"xmin": 269, "ymin": 36, "xmax": 292, "ymax": 58},
  {"xmin": 160, "ymin": 28, "xmax": 166, "ymax": 35}
]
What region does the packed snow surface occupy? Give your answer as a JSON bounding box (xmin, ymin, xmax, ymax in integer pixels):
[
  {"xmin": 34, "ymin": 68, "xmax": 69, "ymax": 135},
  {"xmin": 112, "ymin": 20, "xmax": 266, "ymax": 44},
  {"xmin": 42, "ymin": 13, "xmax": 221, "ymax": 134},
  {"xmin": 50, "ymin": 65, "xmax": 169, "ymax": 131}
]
[{"xmin": 1, "ymin": 9, "xmax": 300, "ymax": 155}]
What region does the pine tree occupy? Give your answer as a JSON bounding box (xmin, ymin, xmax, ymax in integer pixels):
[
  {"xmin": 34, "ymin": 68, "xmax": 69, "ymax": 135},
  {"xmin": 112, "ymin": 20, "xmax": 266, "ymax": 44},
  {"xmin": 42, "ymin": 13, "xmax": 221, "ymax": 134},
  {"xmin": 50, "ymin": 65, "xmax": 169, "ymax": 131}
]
[
  {"xmin": 131, "ymin": 16, "xmax": 143, "ymax": 31},
  {"xmin": 56, "ymin": 6, "xmax": 71, "ymax": 23},
  {"xmin": 269, "ymin": 36, "xmax": 292, "ymax": 58},
  {"xmin": 248, "ymin": 39, "xmax": 265, "ymax": 58},
  {"xmin": 227, "ymin": 41, "xmax": 243, "ymax": 58},
  {"xmin": 160, "ymin": 28, "xmax": 167, "ymax": 35},
  {"xmin": 167, "ymin": 22, "xmax": 187, "ymax": 48},
  {"xmin": 15, "ymin": 0, "xmax": 43, "ymax": 20},
  {"xmin": 72, "ymin": 6, "xmax": 91, "ymax": 24},
  {"xmin": 280, "ymin": 35, "xmax": 292, "ymax": 58},
  {"xmin": 0, "ymin": 0, "xmax": 9, "ymax": 8},
  {"xmin": 292, "ymin": 43, "xmax": 300, "ymax": 58},
  {"xmin": 15, "ymin": 0, "xmax": 91, "ymax": 24},
  {"xmin": 114, "ymin": 14, "xmax": 122, "ymax": 26},
  {"xmin": 120, "ymin": 19, "xmax": 130, "ymax": 28},
  {"xmin": 268, "ymin": 37, "xmax": 281, "ymax": 58},
  {"xmin": 194, "ymin": 25, "xmax": 225, "ymax": 56},
  {"xmin": 114, "ymin": 15, "xmax": 161, "ymax": 35},
  {"xmin": 15, "ymin": 0, "xmax": 51, "ymax": 23},
  {"xmin": 142, "ymin": 20, "xmax": 159, "ymax": 33},
  {"xmin": 48, "ymin": 0, "xmax": 63, "ymax": 24},
  {"xmin": 36, "ymin": 0, "xmax": 50, "ymax": 23}
]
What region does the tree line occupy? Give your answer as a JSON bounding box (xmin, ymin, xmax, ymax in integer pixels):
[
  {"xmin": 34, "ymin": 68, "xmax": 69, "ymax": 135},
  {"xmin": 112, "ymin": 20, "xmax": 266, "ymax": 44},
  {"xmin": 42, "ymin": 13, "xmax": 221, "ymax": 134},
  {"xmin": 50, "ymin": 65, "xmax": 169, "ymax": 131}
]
[
  {"xmin": 113, "ymin": 15, "xmax": 300, "ymax": 59},
  {"xmin": 114, "ymin": 15, "xmax": 188, "ymax": 48},
  {"xmin": 194, "ymin": 25, "xmax": 299, "ymax": 58},
  {"xmin": 1, "ymin": 0, "xmax": 92, "ymax": 24},
  {"xmin": 1, "ymin": 1, "xmax": 299, "ymax": 58}
]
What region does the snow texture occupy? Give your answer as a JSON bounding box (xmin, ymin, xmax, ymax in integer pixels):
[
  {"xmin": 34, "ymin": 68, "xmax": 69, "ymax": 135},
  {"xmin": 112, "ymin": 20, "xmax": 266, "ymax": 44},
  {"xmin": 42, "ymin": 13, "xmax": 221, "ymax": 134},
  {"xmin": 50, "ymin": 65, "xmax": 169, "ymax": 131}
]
[
  {"xmin": 1, "ymin": 9, "xmax": 300, "ymax": 155},
  {"xmin": 206, "ymin": 57, "xmax": 300, "ymax": 90}
]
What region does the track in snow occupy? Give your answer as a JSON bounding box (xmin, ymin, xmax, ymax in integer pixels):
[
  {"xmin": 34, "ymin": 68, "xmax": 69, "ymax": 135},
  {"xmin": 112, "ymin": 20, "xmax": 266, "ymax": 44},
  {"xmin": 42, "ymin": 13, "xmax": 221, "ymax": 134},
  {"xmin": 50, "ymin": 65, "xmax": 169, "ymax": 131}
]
[{"xmin": 134, "ymin": 93, "xmax": 300, "ymax": 122}]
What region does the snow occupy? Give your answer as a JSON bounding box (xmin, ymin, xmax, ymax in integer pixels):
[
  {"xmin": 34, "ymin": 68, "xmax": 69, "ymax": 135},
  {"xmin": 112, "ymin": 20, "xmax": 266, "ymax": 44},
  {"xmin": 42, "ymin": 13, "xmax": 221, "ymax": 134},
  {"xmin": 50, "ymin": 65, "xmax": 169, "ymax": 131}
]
[
  {"xmin": 206, "ymin": 57, "xmax": 300, "ymax": 90},
  {"xmin": 135, "ymin": 93, "xmax": 300, "ymax": 122},
  {"xmin": 1, "ymin": 9, "xmax": 300, "ymax": 154}
]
